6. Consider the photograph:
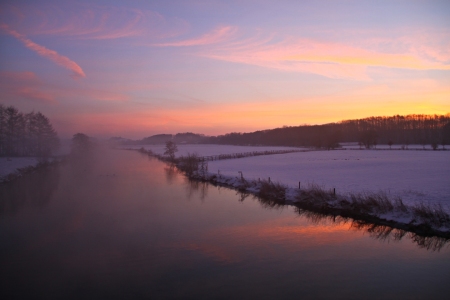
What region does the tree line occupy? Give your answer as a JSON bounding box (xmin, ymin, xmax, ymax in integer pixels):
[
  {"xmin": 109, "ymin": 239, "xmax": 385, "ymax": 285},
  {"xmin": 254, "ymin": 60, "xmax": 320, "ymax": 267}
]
[
  {"xmin": 0, "ymin": 104, "xmax": 60, "ymax": 157},
  {"xmin": 204, "ymin": 114, "xmax": 450, "ymax": 149}
]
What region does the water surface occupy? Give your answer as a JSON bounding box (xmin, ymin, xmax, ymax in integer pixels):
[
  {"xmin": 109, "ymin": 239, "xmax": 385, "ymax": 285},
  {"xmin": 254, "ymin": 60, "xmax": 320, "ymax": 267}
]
[{"xmin": 1, "ymin": 149, "xmax": 449, "ymax": 299}]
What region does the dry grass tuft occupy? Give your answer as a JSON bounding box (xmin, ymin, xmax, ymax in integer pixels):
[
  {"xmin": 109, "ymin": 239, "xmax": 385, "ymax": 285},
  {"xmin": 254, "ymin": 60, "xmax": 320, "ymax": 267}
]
[
  {"xmin": 412, "ymin": 202, "xmax": 450, "ymax": 227},
  {"xmin": 257, "ymin": 180, "xmax": 286, "ymax": 202}
]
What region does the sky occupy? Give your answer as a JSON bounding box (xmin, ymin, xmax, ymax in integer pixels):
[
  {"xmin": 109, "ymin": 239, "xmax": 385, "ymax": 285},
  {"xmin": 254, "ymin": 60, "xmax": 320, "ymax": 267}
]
[{"xmin": 1, "ymin": 0, "xmax": 449, "ymax": 139}]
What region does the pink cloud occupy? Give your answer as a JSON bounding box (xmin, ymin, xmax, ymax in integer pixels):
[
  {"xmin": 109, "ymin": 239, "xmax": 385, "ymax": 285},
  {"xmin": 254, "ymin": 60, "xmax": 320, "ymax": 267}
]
[
  {"xmin": 0, "ymin": 71, "xmax": 56, "ymax": 103},
  {"xmin": 154, "ymin": 26, "xmax": 237, "ymax": 47},
  {"xmin": 0, "ymin": 24, "xmax": 86, "ymax": 79},
  {"xmin": 198, "ymin": 33, "xmax": 450, "ymax": 80}
]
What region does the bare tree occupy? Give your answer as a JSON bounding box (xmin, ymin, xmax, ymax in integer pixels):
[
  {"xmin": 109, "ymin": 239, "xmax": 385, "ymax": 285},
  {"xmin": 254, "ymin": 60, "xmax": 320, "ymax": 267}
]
[{"xmin": 164, "ymin": 140, "xmax": 178, "ymax": 161}]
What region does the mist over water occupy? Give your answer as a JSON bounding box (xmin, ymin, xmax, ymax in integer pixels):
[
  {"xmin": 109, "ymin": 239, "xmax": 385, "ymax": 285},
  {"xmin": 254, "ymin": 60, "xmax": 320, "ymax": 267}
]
[{"xmin": 1, "ymin": 149, "xmax": 449, "ymax": 299}]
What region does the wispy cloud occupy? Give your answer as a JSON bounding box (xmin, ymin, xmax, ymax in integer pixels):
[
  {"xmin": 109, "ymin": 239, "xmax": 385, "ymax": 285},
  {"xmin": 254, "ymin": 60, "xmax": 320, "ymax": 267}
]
[
  {"xmin": 1, "ymin": 3, "xmax": 188, "ymax": 40},
  {"xmin": 196, "ymin": 32, "xmax": 450, "ymax": 80},
  {"xmin": 153, "ymin": 26, "xmax": 237, "ymax": 47},
  {"xmin": 0, "ymin": 24, "xmax": 86, "ymax": 79}
]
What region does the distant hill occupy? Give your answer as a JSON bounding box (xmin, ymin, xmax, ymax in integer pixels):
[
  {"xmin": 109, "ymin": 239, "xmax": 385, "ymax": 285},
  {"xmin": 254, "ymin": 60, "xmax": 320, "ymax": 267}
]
[{"xmin": 119, "ymin": 132, "xmax": 207, "ymax": 145}]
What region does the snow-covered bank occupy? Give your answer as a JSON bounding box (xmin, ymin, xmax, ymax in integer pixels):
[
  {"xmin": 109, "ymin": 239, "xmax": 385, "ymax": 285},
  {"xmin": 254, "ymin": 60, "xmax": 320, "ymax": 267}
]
[
  {"xmin": 0, "ymin": 157, "xmax": 63, "ymax": 183},
  {"xmin": 0, "ymin": 157, "xmax": 40, "ymax": 182},
  {"xmin": 1, "ymin": 140, "xmax": 71, "ymax": 183},
  {"xmin": 180, "ymin": 167, "xmax": 450, "ymax": 237},
  {"xmin": 207, "ymin": 150, "xmax": 450, "ymax": 211}
]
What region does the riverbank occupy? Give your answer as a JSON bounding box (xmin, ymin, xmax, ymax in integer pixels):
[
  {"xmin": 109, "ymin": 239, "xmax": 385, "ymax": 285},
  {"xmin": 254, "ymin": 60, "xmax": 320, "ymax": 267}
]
[
  {"xmin": 206, "ymin": 174, "xmax": 450, "ymax": 238},
  {"xmin": 0, "ymin": 157, "xmax": 63, "ymax": 184},
  {"xmin": 137, "ymin": 148, "xmax": 450, "ymax": 239}
]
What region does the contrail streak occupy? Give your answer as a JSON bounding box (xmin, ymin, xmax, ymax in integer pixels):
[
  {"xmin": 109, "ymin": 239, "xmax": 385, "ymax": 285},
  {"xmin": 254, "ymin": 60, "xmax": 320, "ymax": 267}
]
[{"xmin": 1, "ymin": 24, "xmax": 86, "ymax": 79}]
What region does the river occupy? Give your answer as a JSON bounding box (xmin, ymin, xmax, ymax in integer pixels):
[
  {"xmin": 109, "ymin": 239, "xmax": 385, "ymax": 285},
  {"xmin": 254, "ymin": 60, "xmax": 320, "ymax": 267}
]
[{"xmin": 1, "ymin": 149, "xmax": 449, "ymax": 299}]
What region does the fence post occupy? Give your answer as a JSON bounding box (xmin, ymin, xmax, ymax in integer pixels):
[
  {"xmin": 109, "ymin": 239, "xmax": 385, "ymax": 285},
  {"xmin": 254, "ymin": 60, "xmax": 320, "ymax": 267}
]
[{"xmin": 299, "ymin": 181, "xmax": 301, "ymax": 189}]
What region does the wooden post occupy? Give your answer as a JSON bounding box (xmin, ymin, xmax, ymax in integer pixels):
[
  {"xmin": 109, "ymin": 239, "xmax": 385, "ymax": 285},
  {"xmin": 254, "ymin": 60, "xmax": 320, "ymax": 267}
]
[
  {"xmin": 299, "ymin": 181, "xmax": 301, "ymax": 189},
  {"xmin": 333, "ymin": 188, "xmax": 336, "ymax": 196},
  {"xmin": 268, "ymin": 177, "xmax": 271, "ymax": 183}
]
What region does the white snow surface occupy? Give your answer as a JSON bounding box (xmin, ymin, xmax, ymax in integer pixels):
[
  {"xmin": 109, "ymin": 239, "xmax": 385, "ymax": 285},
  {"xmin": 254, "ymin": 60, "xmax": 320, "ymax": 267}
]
[
  {"xmin": 207, "ymin": 149, "xmax": 450, "ymax": 210},
  {"xmin": 0, "ymin": 157, "xmax": 40, "ymax": 181}
]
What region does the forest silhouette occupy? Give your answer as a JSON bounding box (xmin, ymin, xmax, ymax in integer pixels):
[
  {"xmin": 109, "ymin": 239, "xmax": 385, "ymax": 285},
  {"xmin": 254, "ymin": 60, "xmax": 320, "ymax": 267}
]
[{"xmin": 126, "ymin": 114, "xmax": 450, "ymax": 150}]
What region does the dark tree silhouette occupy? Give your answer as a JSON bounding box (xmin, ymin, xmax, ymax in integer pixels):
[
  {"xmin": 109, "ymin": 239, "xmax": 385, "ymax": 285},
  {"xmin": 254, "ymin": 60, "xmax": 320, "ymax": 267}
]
[
  {"xmin": 32, "ymin": 112, "xmax": 59, "ymax": 158},
  {"xmin": 164, "ymin": 140, "xmax": 178, "ymax": 161},
  {"xmin": 202, "ymin": 114, "xmax": 449, "ymax": 149},
  {"xmin": 71, "ymin": 133, "xmax": 92, "ymax": 155},
  {"xmin": 388, "ymin": 140, "xmax": 393, "ymax": 149},
  {"xmin": 359, "ymin": 130, "xmax": 378, "ymax": 149},
  {"xmin": 0, "ymin": 104, "xmax": 59, "ymax": 157}
]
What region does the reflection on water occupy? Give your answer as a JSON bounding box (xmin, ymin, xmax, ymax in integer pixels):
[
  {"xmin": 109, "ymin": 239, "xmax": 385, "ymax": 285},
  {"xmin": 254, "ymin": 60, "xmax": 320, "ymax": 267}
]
[
  {"xmin": 0, "ymin": 164, "xmax": 60, "ymax": 216},
  {"xmin": 222, "ymin": 187, "xmax": 448, "ymax": 251},
  {"xmin": 164, "ymin": 164, "xmax": 178, "ymax": 185},
  {"xmin": 185, "ymin": 172, "xmax": 450, "ymax": 252},
  {"xmin": 296, "ymin": 208, "xmax": 450, "ymax": 251},
  {"xmin": 185, "ymin": 179, "xmax": 209, "ymax": 201},
  {"xmin": 350, "ymin": 221, "xmax": 450, "ymax": 251},
  {"xmin": 1, "ymin": 149, "xmax": 449, "ymax": 299}
]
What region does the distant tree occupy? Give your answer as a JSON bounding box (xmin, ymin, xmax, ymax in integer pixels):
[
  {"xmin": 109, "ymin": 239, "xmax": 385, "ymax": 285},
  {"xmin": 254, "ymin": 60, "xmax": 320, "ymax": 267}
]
[
  {"xmin": 388, "ymin": 140, "xmax": 393, "ymax": 149},
  {"xmin": 324, "ymin": 129, "xmax": 341, "ymax": 150},
  {"xmin": 359, "ymin": 130, "xmax": 378, "ymax": 149},
  {"xmin": 431, "ymin": 141, "xmax": 439, "ymax": 151},
  {"xmin": 71, "ymin": 133, "xmax": 92, "ymax": 156},
  {"xmin": 164, "ymin": 140, "xmax": 178, "ymax": 161},
  {"xmin": 3, "ymin": 106, "xmax": 22, "ymax": 155},
  {"xmin": 33, "ymin": 112, "xmax": 59, "ymax": 158},
  {"xmin": 0, "ymin": 104, "xmax": 59, "ymax": 157}
]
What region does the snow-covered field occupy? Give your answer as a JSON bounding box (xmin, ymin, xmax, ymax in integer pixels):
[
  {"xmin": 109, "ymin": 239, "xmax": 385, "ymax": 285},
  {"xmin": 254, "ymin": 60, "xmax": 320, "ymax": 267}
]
[
  {"xmin": 126, "ymin": 144, "xmax": 449, "ymax": 210},
  {"xmin": 0, "ymin": 157, "xmax": 40, "ymax": 181},
  {"xmin": 206, "ymin": 149, "xmax": 450, "ymax": 210}
]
